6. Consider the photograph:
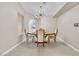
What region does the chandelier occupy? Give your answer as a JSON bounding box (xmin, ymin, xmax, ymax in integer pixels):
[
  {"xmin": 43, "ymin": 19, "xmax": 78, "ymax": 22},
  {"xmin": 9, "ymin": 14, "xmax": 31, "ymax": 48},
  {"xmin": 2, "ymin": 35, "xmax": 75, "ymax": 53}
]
[{"xmin": 34, "ymin": 2, "xmax": 46, "ymax": 19}]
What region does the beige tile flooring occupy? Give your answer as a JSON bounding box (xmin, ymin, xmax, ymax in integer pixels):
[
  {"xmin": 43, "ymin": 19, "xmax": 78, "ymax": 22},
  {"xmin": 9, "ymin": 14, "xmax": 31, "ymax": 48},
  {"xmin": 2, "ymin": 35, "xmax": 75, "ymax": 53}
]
[{"xmin": 5, "ymin": 39, "xmax": 79, "ymax": 56}]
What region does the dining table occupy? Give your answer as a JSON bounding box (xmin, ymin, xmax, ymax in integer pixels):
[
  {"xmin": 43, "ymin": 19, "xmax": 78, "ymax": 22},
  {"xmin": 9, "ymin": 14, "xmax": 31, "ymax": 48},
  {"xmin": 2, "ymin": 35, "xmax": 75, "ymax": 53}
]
[{"xmin": 26, "ymin": 32, "xmax": 56, "ymax": 43}]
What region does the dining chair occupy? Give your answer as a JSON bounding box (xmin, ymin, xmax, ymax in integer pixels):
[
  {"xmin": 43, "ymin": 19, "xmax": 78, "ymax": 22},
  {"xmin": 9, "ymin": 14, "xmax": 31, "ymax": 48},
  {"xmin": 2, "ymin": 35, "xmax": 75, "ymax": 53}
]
[
  {"xmin": 27, "ymin": 32, "xmax": 36, "ymax": 42},
  {"xmin": 48, "ymin": 29, "xmax": 58, "ymax": 43},
  {"xmin": 36, "ymin": 28, "xmax": 46, "ymax": 47},
  {"xmin": 24, "ymin": 29, "xmax": 29, "ymax": 42}
]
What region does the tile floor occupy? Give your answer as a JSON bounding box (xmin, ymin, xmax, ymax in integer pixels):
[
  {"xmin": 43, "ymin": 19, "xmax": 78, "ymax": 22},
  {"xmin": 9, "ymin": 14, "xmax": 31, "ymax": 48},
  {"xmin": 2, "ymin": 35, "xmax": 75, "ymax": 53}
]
[{"xmin": 5, "ymin": 39, "xmax": 79, "ymax": 56}]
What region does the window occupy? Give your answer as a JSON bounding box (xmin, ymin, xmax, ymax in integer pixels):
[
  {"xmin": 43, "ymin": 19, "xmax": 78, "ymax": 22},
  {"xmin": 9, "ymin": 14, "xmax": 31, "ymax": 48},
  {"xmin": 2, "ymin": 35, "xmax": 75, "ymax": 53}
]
[{"xmin": 29, "ymin": 19, "xmax": 37, "ymax": 33}]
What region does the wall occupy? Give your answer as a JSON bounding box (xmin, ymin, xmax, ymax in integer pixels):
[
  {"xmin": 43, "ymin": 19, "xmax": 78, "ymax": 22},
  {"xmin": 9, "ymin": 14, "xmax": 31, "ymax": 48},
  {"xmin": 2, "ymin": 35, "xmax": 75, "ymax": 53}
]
[
  {"xmin": 0, "ymin": 2, "xmax": 32, "ymax": 55},
  {"xmin": 57, "ymin": 4, "xmax": 79, "ymax": 49},
  {"xmin": 41, "ymin": 16, "xmax": 57, "ymax": 32},
  {"xmin": 24, "ymin": 15, "xmax": 57, "ymax": 33},
  {"xmin": 24, "ymin": 14, "xmax": 33, "ymax": 32},
  {"xmin": 17, "ymin": 3, "xmax": 34, "ymax": 32}
]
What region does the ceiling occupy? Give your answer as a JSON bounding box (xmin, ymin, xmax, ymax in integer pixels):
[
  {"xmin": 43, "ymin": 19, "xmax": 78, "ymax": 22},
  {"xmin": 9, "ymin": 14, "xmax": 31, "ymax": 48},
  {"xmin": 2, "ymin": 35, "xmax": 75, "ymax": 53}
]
[{"xmin": 20, "ymin": 2, "xmax": 66, "ymax": 17}]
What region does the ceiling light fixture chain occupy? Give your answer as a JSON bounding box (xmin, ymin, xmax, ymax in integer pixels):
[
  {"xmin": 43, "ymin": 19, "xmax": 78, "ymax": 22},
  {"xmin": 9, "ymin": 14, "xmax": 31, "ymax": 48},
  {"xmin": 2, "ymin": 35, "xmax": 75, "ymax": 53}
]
[{"xmin": 34, "ymin": 2, "xmax": 46, "ymax": 20}]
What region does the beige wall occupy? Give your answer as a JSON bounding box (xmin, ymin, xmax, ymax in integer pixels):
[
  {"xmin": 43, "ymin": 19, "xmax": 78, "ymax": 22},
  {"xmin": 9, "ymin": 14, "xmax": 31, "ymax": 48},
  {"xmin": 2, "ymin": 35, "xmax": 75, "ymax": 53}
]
[
  {"xmin": 24, "ymin": 16, "xmax": 57, "ymax": 33},
  {"xmin": 17, "ymin": 3, "xmax": 34, "ymax": 32},
  {"xmin": 24, "ymin": 14, "xmax": 34, "ymax": 32},
  {"xmin": 40, "ymin": 16, "xmax": 57, "ymax": 32},
  {"xmin": 0, "ymin": 2, "xmax": 18, "ymax": 54},
  {"xmin": 57, "ymin": 4, "xmax": 79, "ymax": 49},
  {"xmin": 0, "ymin": 2, "xmax": 32, "ymax": 55}
]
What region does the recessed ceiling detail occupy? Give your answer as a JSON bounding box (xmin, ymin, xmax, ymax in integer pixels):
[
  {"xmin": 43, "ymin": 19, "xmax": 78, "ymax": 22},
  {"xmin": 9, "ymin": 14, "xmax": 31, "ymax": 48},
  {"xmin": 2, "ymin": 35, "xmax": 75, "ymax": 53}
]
[{"xmin": 20, "ymin": 2, "xmax": 66, "ymax": 17}]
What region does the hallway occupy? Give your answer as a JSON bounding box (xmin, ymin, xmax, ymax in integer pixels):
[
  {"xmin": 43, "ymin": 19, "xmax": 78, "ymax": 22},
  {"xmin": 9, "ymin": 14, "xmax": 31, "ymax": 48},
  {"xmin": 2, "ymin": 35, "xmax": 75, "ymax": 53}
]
[
  {"xmin": 5, "ymin": 39, "xmax": 79, "ymax": 56},
  {"xmin": 0, "ymin": 2, "xmax": 79, "ymax": 56}
]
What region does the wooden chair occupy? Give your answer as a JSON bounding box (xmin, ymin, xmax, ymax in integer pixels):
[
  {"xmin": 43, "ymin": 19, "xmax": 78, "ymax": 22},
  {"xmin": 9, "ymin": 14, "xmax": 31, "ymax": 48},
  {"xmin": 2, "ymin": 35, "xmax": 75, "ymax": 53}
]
[
  {"xmin": 24, "ymin": 29, "xmax": 29, "ymax": 42},
  {"xmin": 48, "ymin": 29, "xmax": 58, "ymax": 43},
  {"xmin": 24, "ymin": 29, "xmax": 36, "ymax": 42},
  {"xmin": 36, "ymin": 28, "xmax": 46, "ymax": 47},
  {"xmin": 27, "ymin": 32, "xmax": 36, "ymax": 42}
]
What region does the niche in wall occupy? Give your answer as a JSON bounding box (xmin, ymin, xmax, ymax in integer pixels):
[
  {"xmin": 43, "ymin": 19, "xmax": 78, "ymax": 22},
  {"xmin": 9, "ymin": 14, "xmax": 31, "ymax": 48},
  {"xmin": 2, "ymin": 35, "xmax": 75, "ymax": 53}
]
[{"xmin": 17, "ymin": 12, "xmax": 24, "ymax": 34}]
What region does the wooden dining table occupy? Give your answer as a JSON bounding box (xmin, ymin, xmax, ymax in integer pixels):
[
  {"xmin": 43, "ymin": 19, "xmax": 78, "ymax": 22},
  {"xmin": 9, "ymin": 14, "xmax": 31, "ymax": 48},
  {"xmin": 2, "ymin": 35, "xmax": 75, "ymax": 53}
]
[
  {"xmin": 26, "ymin": 32, "xmax": 56, "ymax": 43},
  {"xmin": 45, "ymin": 32, "xmax": 55, "ymax": 35},
  {"xmin": 27, "ymin": 32, "xmax": 55, "ymax": 36}
]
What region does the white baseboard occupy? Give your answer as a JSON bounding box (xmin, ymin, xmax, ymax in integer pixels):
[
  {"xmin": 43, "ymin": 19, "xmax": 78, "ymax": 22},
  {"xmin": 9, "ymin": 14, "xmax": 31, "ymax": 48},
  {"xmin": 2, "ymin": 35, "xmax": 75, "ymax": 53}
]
[
  {"xmin": 58, "ymin": 36, "xmax": 79, "ymax": 53},
  {"xmin": 0, "ymin": 40, "xmax": 25, "ymax": 56}
]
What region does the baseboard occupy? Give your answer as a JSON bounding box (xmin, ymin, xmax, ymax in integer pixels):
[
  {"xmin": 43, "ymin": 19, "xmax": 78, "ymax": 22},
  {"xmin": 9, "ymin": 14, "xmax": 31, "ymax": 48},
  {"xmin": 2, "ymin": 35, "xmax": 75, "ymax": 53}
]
[
  {"xmin": 0, "ymin": 40, "xmax": 25, "ymax": 56},
  {"xmin": 58, "ymin": 36, "xmax": 79, "ymax": 53}
]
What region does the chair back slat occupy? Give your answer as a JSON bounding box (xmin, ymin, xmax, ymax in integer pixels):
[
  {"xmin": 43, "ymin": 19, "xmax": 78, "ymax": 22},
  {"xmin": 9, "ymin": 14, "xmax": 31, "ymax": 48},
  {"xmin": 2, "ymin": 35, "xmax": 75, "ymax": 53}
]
[{"xmin": 36, "ymin": 28, "xmax": 45, "ymax": 42}]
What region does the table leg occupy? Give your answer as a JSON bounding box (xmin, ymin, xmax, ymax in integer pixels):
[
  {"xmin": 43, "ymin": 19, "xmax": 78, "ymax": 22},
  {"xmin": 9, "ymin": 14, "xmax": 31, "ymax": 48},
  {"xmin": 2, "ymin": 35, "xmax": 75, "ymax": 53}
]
[
  {"xmin": 26, "ymin": 34, "xmax": 29, "ymax": 42},
  {"xmin": 32, "ymin": 36, "xmax": 35, "ymax": 42},
  {"xmin": 54, "ymin": 36, "xmax": 56, "ymax": 43},
  {"xmin": 48, "ymin": 36, "xmax": 50, "ymax": 43}
]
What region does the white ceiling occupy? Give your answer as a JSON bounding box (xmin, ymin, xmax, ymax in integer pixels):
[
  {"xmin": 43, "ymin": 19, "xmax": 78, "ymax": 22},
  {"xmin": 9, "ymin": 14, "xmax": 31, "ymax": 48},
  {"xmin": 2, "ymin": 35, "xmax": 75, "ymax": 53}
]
[{"xmin": 20, "ymin": 2, "xmax": 66, "ymax": 17}]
